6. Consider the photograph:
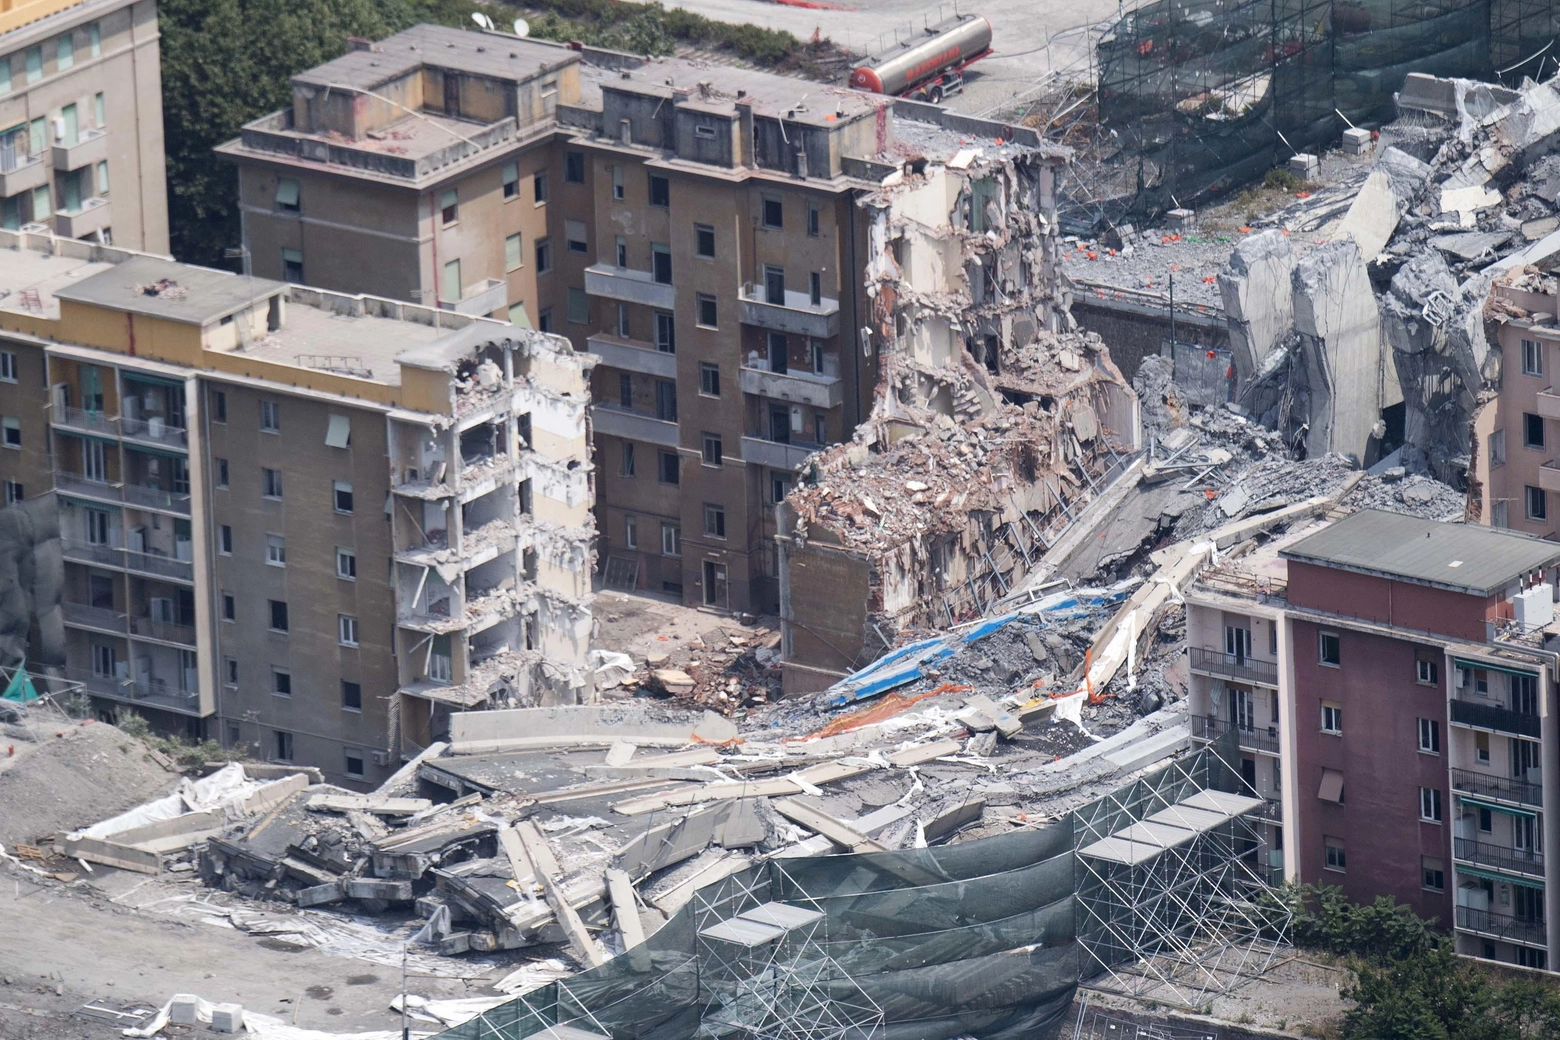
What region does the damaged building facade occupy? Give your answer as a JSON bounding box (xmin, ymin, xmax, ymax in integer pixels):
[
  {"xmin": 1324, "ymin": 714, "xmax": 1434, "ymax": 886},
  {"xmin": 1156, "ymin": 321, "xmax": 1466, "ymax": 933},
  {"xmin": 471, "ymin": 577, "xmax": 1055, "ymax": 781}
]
[
  {"xmin": 0, "ymin": 230, "xmax": 594, "ymax": 785},
  {"xmin": 776, "ymin": 137, "xmax": 1140, "ymax": 692}
]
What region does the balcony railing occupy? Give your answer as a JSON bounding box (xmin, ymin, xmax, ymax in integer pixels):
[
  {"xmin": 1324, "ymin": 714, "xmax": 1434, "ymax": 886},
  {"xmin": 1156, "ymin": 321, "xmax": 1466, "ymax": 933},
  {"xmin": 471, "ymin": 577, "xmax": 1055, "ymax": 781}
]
[
  {"xmin": 1188, "ymin": 646, "xmax": 1279, "ymax": 686},
  {"xmin": 54, "ymin": 472, "xmax": 122, "ymax": 504},
  {"xmin": 52, "ymin": 406, "xmax": 119, "ymax": 436},
  {"xmin": 129, "ymin": 615, "xmax": 197, "ymax": 647},
  {"xmin": 1451, "ymin": 767, "xmax": 1543, "ymax": 808},
  {"xmin": 64, "ymin": 539, "xmax": 196, "ymax": 583},
  {"xmin": 1450, "ymin": 697, "xmax": 1541, "ymax": 738},
  {"xmin": 60, "ymin": 601, "xmax": 127, "ymax": 632},
  {"xmin": 1456, "ymin": 906, "xmax": 1548, "ymax": 948},
  {"xmin": 63, "ymin": 668, "xmax": 201, "ymax": 715},
  {"xmin": 1454, "ymin": 837, "xmax": 1546, "ymax": 878},
  {"xmin": 590, "ymin": 402, "xmax": 680, "ymax": 449},
  {"xmin": 121, "ymin": 482, "xmax": 192, "ymax": 515},
  {"xmin": 124, "ymin": 550, "xmax": 194, "ymax": 583},
  {"xmin": 1190, "ymin": 713, "xmax": 1281, "ymax": 754},
  {"xmin": 60, "ymin": 538, "xmax": 123, "ymax": 568},
  {"xmin": 54, "ymin": 472, "xmax": 191, "ymax": 515},
  {"xmin": 120, "ymin": 414, "xmax": 188, "ymax": 448}
]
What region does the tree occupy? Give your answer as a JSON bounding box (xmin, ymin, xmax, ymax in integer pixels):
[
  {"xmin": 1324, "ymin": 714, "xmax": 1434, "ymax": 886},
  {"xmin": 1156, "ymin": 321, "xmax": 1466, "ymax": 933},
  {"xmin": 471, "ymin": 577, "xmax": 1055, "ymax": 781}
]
[{"xmin": 1342, "ymin": 940, "xmax": 1497, "ymax": 1040}]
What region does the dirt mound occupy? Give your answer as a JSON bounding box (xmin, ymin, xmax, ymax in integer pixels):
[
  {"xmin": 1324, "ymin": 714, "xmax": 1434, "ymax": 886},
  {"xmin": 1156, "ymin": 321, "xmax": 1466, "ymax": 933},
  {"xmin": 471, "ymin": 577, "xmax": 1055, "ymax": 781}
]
[{"xmin": 0, "ymin": 719, "xmax": 177, "ymax": 847}]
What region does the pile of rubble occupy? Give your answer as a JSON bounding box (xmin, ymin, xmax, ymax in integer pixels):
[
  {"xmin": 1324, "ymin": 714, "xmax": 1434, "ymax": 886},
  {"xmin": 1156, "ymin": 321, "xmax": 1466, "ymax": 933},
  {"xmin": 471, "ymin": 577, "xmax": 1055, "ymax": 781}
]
[{"xmin": 633, "ymin": 623, "xmax": 784, "ymax": 714}]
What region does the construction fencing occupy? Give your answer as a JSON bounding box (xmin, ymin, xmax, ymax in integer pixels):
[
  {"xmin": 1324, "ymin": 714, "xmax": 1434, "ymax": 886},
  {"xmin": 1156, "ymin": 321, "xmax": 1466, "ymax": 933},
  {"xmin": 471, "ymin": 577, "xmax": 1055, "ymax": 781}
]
[{"xmin": 1092, "ymin": 0, "xmax": 1559, "ymax": 218}]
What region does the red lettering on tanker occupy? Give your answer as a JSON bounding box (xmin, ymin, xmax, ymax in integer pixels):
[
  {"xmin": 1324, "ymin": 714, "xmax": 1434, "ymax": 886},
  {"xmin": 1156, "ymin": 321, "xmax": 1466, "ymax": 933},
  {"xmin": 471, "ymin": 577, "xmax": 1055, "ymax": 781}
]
[{"xmin": 908, "ymin": 45, "xmax": 962, "ymax": 81}]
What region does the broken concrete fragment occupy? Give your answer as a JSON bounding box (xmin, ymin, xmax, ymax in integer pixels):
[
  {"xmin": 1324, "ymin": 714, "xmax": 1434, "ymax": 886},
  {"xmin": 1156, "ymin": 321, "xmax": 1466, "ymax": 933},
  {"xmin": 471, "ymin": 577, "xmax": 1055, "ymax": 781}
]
[
  {"xmin": 1219, "ymin": 229, "xmax": 1295, "ymax": 385},
  {"xmin": 1291, "ymin": 239, "xmax": 1389, "ymax": 463}
]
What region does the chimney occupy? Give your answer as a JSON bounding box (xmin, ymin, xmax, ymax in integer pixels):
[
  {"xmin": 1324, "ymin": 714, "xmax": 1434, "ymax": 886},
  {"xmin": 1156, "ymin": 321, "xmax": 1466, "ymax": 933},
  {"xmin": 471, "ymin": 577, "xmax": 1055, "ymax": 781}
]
[{"xmin": 619, "ymin": 118, "xmax": 632, "ymax": 145}]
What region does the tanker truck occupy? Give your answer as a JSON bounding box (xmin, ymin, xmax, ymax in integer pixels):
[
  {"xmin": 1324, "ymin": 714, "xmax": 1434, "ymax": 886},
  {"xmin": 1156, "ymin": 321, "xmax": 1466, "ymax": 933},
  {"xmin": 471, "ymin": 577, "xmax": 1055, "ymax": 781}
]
[{"xmin": 848, "ymin": 13, "xmax": 993, "ymax": 104}]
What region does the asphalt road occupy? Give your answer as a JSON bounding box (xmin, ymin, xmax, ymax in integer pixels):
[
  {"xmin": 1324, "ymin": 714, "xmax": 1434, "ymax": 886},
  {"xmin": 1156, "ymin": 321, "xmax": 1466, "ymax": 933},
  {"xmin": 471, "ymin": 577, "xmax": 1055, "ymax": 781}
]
[{"xmin": 668, "ymin": 0, "xmax": 1123, "ymax": 115}]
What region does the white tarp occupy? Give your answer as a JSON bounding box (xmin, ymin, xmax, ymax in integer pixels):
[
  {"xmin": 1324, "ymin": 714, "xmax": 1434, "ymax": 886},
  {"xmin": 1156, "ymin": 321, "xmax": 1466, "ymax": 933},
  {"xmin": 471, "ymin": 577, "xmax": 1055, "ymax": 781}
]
[{"xmin": 75, "ymin": 764, "xmax": 274, "ymax": 840}]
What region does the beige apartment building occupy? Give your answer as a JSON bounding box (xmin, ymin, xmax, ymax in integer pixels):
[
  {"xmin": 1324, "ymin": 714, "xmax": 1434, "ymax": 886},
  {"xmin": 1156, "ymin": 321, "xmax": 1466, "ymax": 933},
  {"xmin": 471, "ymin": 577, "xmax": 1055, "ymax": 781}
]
[
  {"xmin": 217, "ymin": 24, "xmax": 936, "ymax": 614},
  {"xmin": 0, "ymin": 0, "xmax": 167, "ymax": 251},
  {"xmin": 0, "ymin": 229, "xmax": 595, "ymax": 785}
]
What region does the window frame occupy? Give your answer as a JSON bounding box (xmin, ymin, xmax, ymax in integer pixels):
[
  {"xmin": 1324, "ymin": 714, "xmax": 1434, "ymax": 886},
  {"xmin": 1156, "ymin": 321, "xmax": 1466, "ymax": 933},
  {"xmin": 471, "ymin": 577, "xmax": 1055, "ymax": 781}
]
[
  {"xmin": 1524, "ymin": 411, "xmax": 1546, "ymax": 449},
  {"xmin": 761, "ymin": 194, "xmax": 783, "ymax": 230},
  {"xmin": 1527, "ymin": 484, "xmax": 1548, "ymax": 521},
  {"xmin": 699, "ymin": 362, "xmax": 720, "ymax": 398},
  {"xmin": 219, "ymin": 524, "xmax": 233, "ymax": 555},
  {"xmin": 564, "ymin": 150, "xmax": 586, "ymax": 184},
  {"xmin": 696, "ymin": 293, "xmax": 718, "ymax": 329},
  {"xmin": 533, "ymin": 170, "xmax": 548, "ymax": 204},
  {"xmin": 335, "ymin": 546, "xmax": 357, "ymax": 580},
  {"xmin": 265, "ymin": 533, "xmax": 286, "ymax": 567},
  {"xmin": 703, "ymin": 502, "xmax": 726, "ymax": 539},
  {"xmin": 658, "ymin": 450, "xmax": 680, "ymax": 486},
  {"xmin": 648, "ymin": 174, "xmax": 670, "ymax": 208},
  {"xmin": 262, "ymin": 467, "xmax": 283, "ymax": 499},
  {"xmin": 269, "ymin": 599, "xmax": 289, "ymax": 633},
  {"xmin": 661, "ymin": 521, "xmax": 681, "ymax": 557},
  {"xmin": 1421, "ymin": 856, "xmax": 1444, "ymax": 892},
  {"xmin": 701, "ymin": 431, "xmax": 723, "ymax": 467},
  {"xmin": 1324, "ymin": 836, "xmax": 1346, "ymax": 872},
  {"xmin": 694, "ymin": 223, "xmax": 716, "ymax": 259},
  {"xmin": 620, "ymin": 442, "xmax": 636, "ymax": 477},
  {"xmin": 1523, "ymin": 338, "xmax": 1544, "ymax": 376},
  {"xmin": 333, "ymin": 480, "xmax": 354, "ymax": 514},
  {"xmin": 0, "ymin": 350, "xmax": 15, "ymax": 382},
  {"xmin": 338, "ymin": 613, "xmax": 359, "ymax": 648},
  {"xmin": 260, "ymin": 399, "xmax": 280, "ymax": 433},
  {"xmin": 1419, "ymin": 786, "xmax": 1443, "ymax": 823},
  {"xmin": 271, "ymin": 668, "xmax": 292, "ymax": 698},
  {"xmin": 1318, "ymin": 630, "xmax": 1340, "ymax": 667},
  {"xmin": 342, "ymin": 679, "xmax": 363, "ymax": 712},
  {"xmin": 1416, "ymin": 717, "xmax": 1440, "ymax": 755},
  {"xmin": 1320, "ymin": 701, "xmax": 1342, "ymax": 735}
]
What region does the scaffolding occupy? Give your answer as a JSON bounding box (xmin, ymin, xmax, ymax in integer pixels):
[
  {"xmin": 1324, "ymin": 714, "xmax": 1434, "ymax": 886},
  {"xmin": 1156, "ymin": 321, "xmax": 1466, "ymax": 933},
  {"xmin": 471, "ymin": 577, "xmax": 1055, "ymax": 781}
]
[{"xmin": 1072, "ymin": 743, "xmax": 1291, "ymax": 1009}]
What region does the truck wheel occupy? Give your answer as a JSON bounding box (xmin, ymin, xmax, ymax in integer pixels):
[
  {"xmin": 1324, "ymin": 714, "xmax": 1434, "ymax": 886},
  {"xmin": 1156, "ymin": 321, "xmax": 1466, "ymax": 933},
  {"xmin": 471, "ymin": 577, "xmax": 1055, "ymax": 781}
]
[{"xmin": 928, "ymin": 84, "xmax": 944, "ymax": 104}]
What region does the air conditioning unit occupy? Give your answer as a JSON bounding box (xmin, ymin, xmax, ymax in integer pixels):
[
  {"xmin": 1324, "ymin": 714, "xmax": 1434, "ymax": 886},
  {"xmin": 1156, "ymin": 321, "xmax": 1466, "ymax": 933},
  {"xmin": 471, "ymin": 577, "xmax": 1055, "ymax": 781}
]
[
  {"xmin": 1514, "ymin": 584, "xmax": 1555, "ymax": 629},
  {"xmin": 371, "ymin": 750, "xmax": 391, "ymax": 766}
]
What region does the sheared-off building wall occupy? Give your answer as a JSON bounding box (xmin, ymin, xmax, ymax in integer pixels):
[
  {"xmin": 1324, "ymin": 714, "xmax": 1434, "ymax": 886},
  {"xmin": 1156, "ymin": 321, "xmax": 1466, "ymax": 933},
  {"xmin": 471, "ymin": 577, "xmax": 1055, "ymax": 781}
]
[{"xmin": 777, "ymin": 149, "xmax": 1139, "ymax": 693}]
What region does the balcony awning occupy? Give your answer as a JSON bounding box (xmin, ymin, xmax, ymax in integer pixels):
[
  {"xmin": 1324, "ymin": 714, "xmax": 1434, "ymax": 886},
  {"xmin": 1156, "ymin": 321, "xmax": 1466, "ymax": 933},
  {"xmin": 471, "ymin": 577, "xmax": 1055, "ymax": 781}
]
[
  {"xmin": 1453, "ymin": 657, "xmax": 1539, "ymax": 679},
  {"xmin": 1456, "ymin": 792, "xmax": 1538, "ymax": 818},
  {"xmin": 1454, "ymin": 864, "xmax": 1546, "ymax": 890}
]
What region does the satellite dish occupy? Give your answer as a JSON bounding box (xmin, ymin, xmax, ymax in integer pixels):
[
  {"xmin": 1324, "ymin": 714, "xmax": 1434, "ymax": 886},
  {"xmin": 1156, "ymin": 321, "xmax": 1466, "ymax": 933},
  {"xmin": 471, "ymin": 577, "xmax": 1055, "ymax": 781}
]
[
  {"xmin": 513, "ymin": 17, "xmax": 530, "ymax": 38},
  {"xmin": 471, "ymin": 11, "xmax": 495, "ymax": 30}
]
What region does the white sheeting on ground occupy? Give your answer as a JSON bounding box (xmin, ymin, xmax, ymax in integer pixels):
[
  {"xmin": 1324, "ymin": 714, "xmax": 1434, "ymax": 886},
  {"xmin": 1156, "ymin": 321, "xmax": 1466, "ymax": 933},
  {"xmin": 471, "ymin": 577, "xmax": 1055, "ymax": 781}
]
[
  {"xmin": 74, "ymin": 763, "xmax": 271, "ymax": 840},
  {"xmin": 123, "ymin": 994, "xmax": 433, "ymax": 1039}
]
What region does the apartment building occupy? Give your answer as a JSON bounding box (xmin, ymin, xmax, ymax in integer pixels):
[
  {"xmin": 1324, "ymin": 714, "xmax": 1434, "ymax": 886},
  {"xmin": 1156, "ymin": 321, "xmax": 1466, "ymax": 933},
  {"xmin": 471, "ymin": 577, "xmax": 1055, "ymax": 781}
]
[
  {"xmin": 0, "ymin": 229, "xmax": 594, "ymax": 785},
  {"xmin": 1185, "ymin": 508, "xmax": 1560, "ymax": 971},
  {"xmin": 0, "ymin": 0, "xmax": 166, "ymax": 251},
  {"xmin": 221, "ymin": 24, "xmax": 1071, "ymax": 616}
]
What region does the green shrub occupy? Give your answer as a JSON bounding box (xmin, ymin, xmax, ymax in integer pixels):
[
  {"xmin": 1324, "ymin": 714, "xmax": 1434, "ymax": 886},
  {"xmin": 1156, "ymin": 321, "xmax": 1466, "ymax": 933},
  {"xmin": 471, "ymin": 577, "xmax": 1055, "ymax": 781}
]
[{"xmin": 1264, "ymin": 167, "xmax": 1303, "ymax": 192}]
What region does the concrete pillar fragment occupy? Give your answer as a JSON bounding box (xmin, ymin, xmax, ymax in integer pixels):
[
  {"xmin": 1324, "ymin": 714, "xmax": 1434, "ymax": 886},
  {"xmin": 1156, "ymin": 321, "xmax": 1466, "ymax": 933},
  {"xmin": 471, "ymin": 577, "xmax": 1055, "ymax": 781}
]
[
  {"xmin": 1291, "ymin": 239, "xmax": 1387, "ymax": 464},
  {"xmin": 1219, "ymin": 229, "xmax": 1296, "ymax": 385}
]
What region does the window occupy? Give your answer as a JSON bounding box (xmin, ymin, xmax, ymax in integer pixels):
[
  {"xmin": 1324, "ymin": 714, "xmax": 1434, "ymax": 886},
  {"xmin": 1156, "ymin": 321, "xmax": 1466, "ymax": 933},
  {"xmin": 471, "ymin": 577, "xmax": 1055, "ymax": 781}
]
[
  {"xmin": 224, "ymin": 658, "xmax": 238, "ymax": 687},
  {"xmin": 1493, "ymin": 499, "xmax": 1509, "ymax": 528},
  {"xmin": 658, "ymin": 450, "xmax": 680, "ymax": 485},
  {"xmin": 3, "ymin": 481, "xmax": 21, "ymax": 504},
  {"xmin": 276, "ymin": 178, "xmax": 300, "ymax": 213},
  {"xmin": 274, "ymin": 731, "xmax": 293, "ymax": 763},
  {"xmin": 764, "ymin": 264, "xmax": 785, "ymax": 305},
  {"xmin": 616, "ymin": 303, "xmax": 630, "ymax": 338},
  {"xmin": 661, "ymin": 521, "xmax": 681, "ymax": 556},
  {"xmin": 535, "ymin": 238, "xmax": 552, "ymax": 274},
  {"xmin": 614, "ymin": 235, "xmax": 627, "ymax": 267},
  {"xmin": 652, "ymin": 244, "xmax": 672, "ymax": 284},
  {"xmin": 260, "ymin": 399, "xmax": 280, "ymax": 433},
  {"xmin": 211, "ymin": 390, "xmax": 227, "ymax": 423},
  {"xmin": 342, "ymin": 680, "xmax": 362, "ymax": 711},
  {"xmin": 1321, "ymin": 701, "xmax": 1342, "ymax": 734},
  {"xmin": 1476, "ymin": 730, "xmax": 1490, "ymax": 763},
  {"xmin": 214, "ymin": 458, "xmax": 228, "ymax": 489},
  {"xmin": 269, "ymin": 599, "xmax": 289, "ymax": 632},
  {"xmin": 1523, "ymin": 338, "xmax": 1544, "ymax": 376},
  {"xmin": 618, "ymin": 372, "xmax": 632, "ymax": 408},
  {"xmin": 771, "ymin": 473, "xmax": 792, "ymax": 504},
  {"xmin": 336, "ymin": 546, "xmax": 356, "ymax": 580},
  {"xmin": 262, "ymin": 467, "xmax": 283, "ymax": 498},
  {"xmin": 654, "ymin": 312, "xmax": 675, "ymax": 353},
  {"xmin": 1419, "ymin": 786, "xmax": 1443, "ymax": 823},
  {"xmin": 0, "ymin": 350, "xmax": 15, "ymax": 381},
  {"xmin": 1490, "ymin": 428, "xmax": 1506, "ymax": 467},
  {"xmin": 694, "ymin": 123, "xmax": 716, "ymax": 139},
  {"xmin": 508, "ymin": 301, "xmax": 529, "ymax": 326},
  {"xmin": 266, "ymin": 533, "xmax": 286, "ymax": 566},
  {"xmin": 762, "ymin": 194, "xmax": 783, "ymax": 229},
  {"xmin": 533, "ymin": 170, "xmax": 548, "ymax": 204},
  {"xmin": 807, "ymin": 200, "xmax": 820, "ymax": 237},
  {"xmin": 31, "ymin": 184, "xmax": 48, "ymax": 221},
  {"xmin": 502, "ymin": 162, "xmax": 519, "ymax": 199},
  {"xmin": 696, "ymin": 293, "xmax": 718, "ymax": 328},
  {"xmin": 567, "ymin": 287, "xmax": 590, "ymax": 324},
  {"xmin": 810, "ymin": 272, "xmax": 822, "ymax": 307},
  {"xmin": 1421, "ymin": 856, "xmax": 1444, "ymax": 892},
  {"xmin": 810, "ymin": 338, "xmax": 825, "ymax": 375},
  {"xmin": 88, "ymin": 22, "xmax": 100, "ymax": 58},
  {"xmin": 1527, "ymin": 484, "xmax": 1547, "ymax": 521},
  {"xmin": 219, "ymin": 524, "xmax": 233, "ymax": 555},
  {"xmin": 565, "ymin": 219, "xmax": 588, "ymax": 253},
  {"xmin": 699, "ymin": 363, "xmax": 720, "ymax": 397},
  {"xmin": 272, "ymin": 668, "xmax": 291, "ymax": 697},
  {"xmin": 704, "ymin": 502, "xmax": 726, "ymax": 538},
  {"xmin": 702, "ymin": 432, "xmax": 723, "ymax": 467},
  {"xmin": 620, "ymin": 442, "xmax": 635, "ymax": 477},
  {"xmin": 505, "ymin": 233, "xmax": 522, "ymax": 271},
  {"xmin": 1479, "ymin": 806, "xmax": 1493, "ymax": 832},
  {"xmin": 1525, "ymin": 412, "xmax": 1545, "ymax": 449},
  {"xmin": 95, "ymin": 159, "xmax": 108, "ymax": 196},
  {"xmin": 1324, "ymin": 836, "xmax": 1346, "ymax": 872},
  {"xmin": 441, "ymin": 258, "xmax": 462, "ymax": 304},
  {"xmin": 281, "ymin": 248, "xmax": 303, "ymax": 282},
  {"xmin": 655, "ymin": 379, "xmax": 677, "ymax": 421},
  {"xmin": 339, "ymin": 614, "xmax": 359, "ymax": 647},
  {"xmin": 1, "ymin": 417, "xmax": 18, "ymax": 448},
  {"xmin": 344, "ymin": 749, "xmax": 365, "ymax": 778},
  {"xmin": 1415, "ymin": 652, "xmax": 1439, "ymax": 685},
  {"xmin": 538, "ymin": 309, "xmax": 552, "ymax": 333},
  {"xmin": 623, "ymin": 513, "xmax": 638, "ymax": 549},
  {"xmin": 1318, "ymin": 631, "xmax": 1340, "ymax": 666},
  {"xmin": 649, "ymin": 174, "xmax": 669, "ymax": 207},
  {"xmin": 0, "ymin": 55, "xmax": 8, "ymax": 95},
  {"xmin": 222, "ymin": 593, "xmax": 235, "ymax": 622},
  {"xmin": 611, "ymin": 164, "xmax": 624, "ymax": 200},
  {"xmin": 1417, "ymin": 718, "xmax": 1440, "ymax": 754},
  {"xmin": 333, "ymin": 480, "xmax": 353, "ymax": 513},
  {"xmin": 57, "ymin": 33, "xmax": 73, "ymax": 70},
  {"xmin": 565, "ymin": 151, "xmax": 585, "ymax": 184},
  {"xmin": 695, "ymin": 224, "xmax": 716, "ymax": 258},
  {"xmin": 813, "ymin": 412, "xmax": 827, "ymax": 444}
]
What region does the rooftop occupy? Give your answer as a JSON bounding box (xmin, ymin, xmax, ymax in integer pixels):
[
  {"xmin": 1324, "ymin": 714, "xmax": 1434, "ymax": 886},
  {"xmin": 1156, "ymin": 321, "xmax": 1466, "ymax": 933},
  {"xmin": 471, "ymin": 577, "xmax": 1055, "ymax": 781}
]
[
  {"xmin": 583, "ymin": 57, "xmax": 882, "ymax": 129},
  {"xmin": 293, "ymin": 23, "xmax": 577, "ymax": 92},
  {"xmin": 231, "ymin": 293, "xmax": 454, "ymax": 388},
  {"xmin": 54, "ymin": 256, "xmax": 284, "ymax": 326},
  {"xmin": 1281, "ymin": 509, "xmax": 1560, "ymax": 596},
  {"xmin": 0, "ymin": 245, "xmax": 114, "ymax": 321}
]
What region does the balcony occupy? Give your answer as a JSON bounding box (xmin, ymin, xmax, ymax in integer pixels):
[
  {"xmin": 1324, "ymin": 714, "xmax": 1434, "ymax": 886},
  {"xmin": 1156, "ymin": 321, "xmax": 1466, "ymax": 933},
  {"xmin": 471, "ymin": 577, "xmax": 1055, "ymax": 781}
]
[
  {"xmin": 739, "ymin": 286, "xmax": 840, "ymax": 339},
  {"xmin": 584, "ymin": 264, "xmax": 676, "ymax": 310},
  {"xmin": 0, "ymin": 152, "xmax": 49, "ymax": 197},
  {"xmin": 60, "ymin": 538, "xmax": 124, "ymax": 569},
  {"xmin": 1539, "ymin": 387, "xmax": 1560, "ymax": 421},
  {"xmin": 54, "ymin": 472, "xmax": 191, "ymax": 516},
  {"xmin": 1190, "ymin": 714, "xmax": 1282, "ymax": 755},
  {"xmin": 741, "ymin": 435, "xmax": 823, "ymax": 472},
  {"xmin": 1452, "ymin": 767, "xmax": 1543, "ymax": 808},
  {"xmin": 54, "ymin": 472, "xmax": 122, "ymax": 506},
  {"xmin": 64, "ymin": 667, "xmax": 202, "ymax": 716},
  {"xmin": 1455, "ymin": 906, "xmax": 1548, "ymax": 948},
  {"xmin": 586, "ymin": 333, "xmax": 676, "ymax": 378},
  {"xmin": 1453, "ymin": 837, "xmax": 1546, "ymax": 879},
  {"xmin": 60, "ymin": 601, "xmax": 127, "ymax": 634},
  {"xmin": 446, "ymin": 278, "xmax": 507, "ymax": 318},
  {"xmin": 53, "ymin": 128, "xmax": 109, "ymax": 171},
  {"xmin": 1450, "ymin": 696, "xmax": 1542, "ymax": 738},
  {"xmin": 51, "ymin": 406, "xmax": 119, "ymax": 437},
  {"xmin": 1543, "ymin": 458, "xmax": 1560, "ymax": 494},
  {"xmin": 1187, "ymin": 646, "xmax": 1280, "ymax": 687},
  {"xmin": 130, "ymin": 615, "xmax": 197, "ymax": 647},
  {"xmin": 122, "ymin": 482, "xmax": 192, "ymax": 515},
  {"xmin": 123, "ymin": 550, "xmax": 193, "ymax": 584},
  {"xmin": 591, "ymin": 402, "xmax": 679, "ymax": 448},
  {"xmin": 121, "ymin": 414, "xmax": 188, "ymax": 449},
  {"xmin": 740, "ymin": 364, "xmax": 843, "ymax": 410},
  {"xmin": 54, "ymin": 196, "xmax": 111, "ymax": 239}
]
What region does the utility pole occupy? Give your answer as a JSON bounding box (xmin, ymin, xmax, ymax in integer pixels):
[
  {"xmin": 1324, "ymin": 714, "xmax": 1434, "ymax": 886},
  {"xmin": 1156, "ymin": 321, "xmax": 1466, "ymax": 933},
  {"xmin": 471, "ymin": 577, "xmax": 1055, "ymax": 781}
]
[{"xmin": 400, "ymin": 943, "xmax": 409, "ymax": 1040}]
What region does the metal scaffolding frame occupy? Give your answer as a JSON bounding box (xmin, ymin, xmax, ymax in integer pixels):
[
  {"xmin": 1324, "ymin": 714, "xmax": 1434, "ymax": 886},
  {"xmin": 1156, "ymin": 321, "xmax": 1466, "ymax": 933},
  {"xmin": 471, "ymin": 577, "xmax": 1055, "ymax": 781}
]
[{"xmin": 1072, "ymin": 744, "xmax": 1291, "ymax": 1009}]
